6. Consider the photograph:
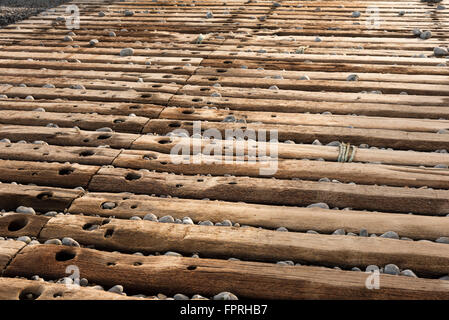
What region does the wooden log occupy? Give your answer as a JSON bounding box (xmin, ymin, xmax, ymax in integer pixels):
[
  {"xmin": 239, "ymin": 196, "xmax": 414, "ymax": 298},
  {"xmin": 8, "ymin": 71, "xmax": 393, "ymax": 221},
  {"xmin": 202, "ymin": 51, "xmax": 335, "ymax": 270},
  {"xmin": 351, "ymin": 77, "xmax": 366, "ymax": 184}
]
[
  {"xmin": 143, "ymin": 119, "xmax": 449, "ymax": 151},
  {"xmin": 114, "ymin": 150, "xmax": 449, "ymax": 188},
  {"xmin": 4, "ymin": 243, "xmax": 449, "ymax": 299},
  {"xmin": 88, "ymin": 167, "xmax": 449, "ymax": 215},
  {"xmin": 0, "ymin": 125, "xmax": 139, "ymax": 149},
  {"xmin": 0, "ymin": 86, "xmax": 172, "ymax": 104},
  {"xmin": 0, "ymin": 277, "xmax": 148, "ymax": 300},
  {"xmin": 168, "ymin": 94, "xmax": 449, "ymax": 119},
  {"xmin": 0, "ymin": 100, "xmax": 164, "ymax": 118},
  {"xmin": 34, "ymin": 214, "xmax": 449, "ymax": 276},
  {"xmin": 179, "ymin": 84, "xmax": 448, "ymax": 107},
  {"xmin": 0, "ymin": 160, "xmax": 100, "ymax": 189},
  {"xmin": 69, "ymin": 192, "xmax": 449, "ymax": 241},
  {"xmin": 160, "ymin": 107, "xmax": 449, "ymax": 133},
  {"xmin": 187, "ymin": 74, "xmax": 449, "ymax": 96},
  {"xmin": 131, "ymin": 136, "xmax": 449, "ymax": 167},
  {"xmin": 0, "ymin": 142, "xmax": 120, "ymax": 166},
  {"xmin": 0, "ymin": 183, "xmax": 82, "ymax": 213},
  {"xmin": 0, "ymin": 110, "xmax": 149, "ymax": 134}
]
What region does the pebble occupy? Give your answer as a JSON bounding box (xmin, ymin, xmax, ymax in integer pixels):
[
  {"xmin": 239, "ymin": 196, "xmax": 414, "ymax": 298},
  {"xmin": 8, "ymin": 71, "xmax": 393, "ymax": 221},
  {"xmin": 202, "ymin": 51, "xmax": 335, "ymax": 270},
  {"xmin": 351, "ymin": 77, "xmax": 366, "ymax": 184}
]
[
  {"xmin": 44, "ymin": 211, "xmax": 58, "ymax": 217},
  {"xmin": 434, "ymin": 47, "xmax": 448, "ymax": 57},
  {"xmin": 62, "ymin": 237, "xmax": 80, "ymax": 247},
  {"xmin": 352, "ymin": 11, "xmax": 361, "ymax": 18},
  {"xmin": 439, "ymin": 275, "xmax": 449, "ymax": 281},
  {"xmin": 435, "ymin": 164, "xmax": 448, "ymax": 169},
  {"xmin": 43, "ymin": 84, "xmax": 55, "ymax": 88},
  {"xmin": 165, "ymin": 251, "xmax": 182, "ymax": 257},
  {"xmin": 70, "ymin": 84, "xmax": 85, "ymax": 90},
  {"xmin": 89, "ymin": 39, "xmax": 99, "ymax": 46},
  {"xmin": 220, "ymin": 220, "xmax": 232, "ymax": 227},
  {"xmin": 400, "ymin": 269, "xmax": 417, "ymax": 278},
  {"xmin": 108, "ymin": 32, "xmax": 116, "ymax": 37},
  {"xmin": 307, "ymin": 202, "xmax": 329, "ymax": 209},
  {"xmin": 205, "ymin": 11, "xmax": 213, "ymax": 19},
  {"xmin": 130, "ymin": 216, "xmax": 141, "ymax": 221},
  {"xmin": 120, "ymin": 48, "xmax": 134, "ymax": 57},
  {"xmin": 299, "ymin": 75, "xmax": 310, "ymax": 80},
  {"xmin": 44, "ymin": 239, "xmax": 62, "ymax": 245},
  {"xmin": 16, "ymin": 206, "xmax": 35, "ymax": 215},
  {"xmin": 332, "ymin": 229, "xmax": 346, "ymax": 235},
  {"xmin": 17, "ymin": 236, "xmax": 31, "ymax": 244},
  {"xmin": 276, "ymin": 227, "xmax": 288, "ymax": 232},
  {"xmin": 384, "ymin": 264, "xmax": 400, "ymax": 275},
  {"xmin": 380, "ymin": 231, "xmax": 399, "ymax": 239},
  {"xmin": 124, "ymin": 10, "xmax": 134, "ymax": 17},
  {"xmin": 359, "ymin": 229, "xmax": 369, "ymax": 237},
  {"xmin": 63, "ymin": 36, "xmax": 73, "ymax": 42},
  {"xmin": 412, "ymin": 29, "xmax": 422, "ymax": 37},
  {"xmin": 108, "ymin": 285, "xmax": 124, "ymax": 294},
  {"xmin": 436, "ymin": 237, "xmax": 449, "ymax": 244},
  {"xmin": 80, "ymin": 278, "xmax": 88, "ymax": 286},
  {"xmin": 351, "ymin": 267, "xmax": 361, "ymax": 272},
  {"xmin": 174, "ymin": 293, "xmax": 189, "ymax": 300},
  {"xmin": 420, "ymin": 30, "xmax": 432, "ymax": 40},
  {"xmin": 199, "ymin": 220, "xmax": 214, "ymax": 226},
  {"xmin": 98, "ymin": 11, "xmax": 105, "ymax": 17},
  {"xmin": 222, "ymin": 115, "xmax": 236, "ymax": 122},
  {"xmin": 346, "ymin": 74, "xmax": 359, "ymax": 81},
  {"xmin": 213, "ymin": 292, "xmax": 238, "ymax": 300},
  {"xmin": 182, "ymin": 217, "xmax": 194, "ymax": 225},
  {"xmin": 159, "ymin": 215, "xmax": 174, "ymax": 223},
  {"xmin": 101, "ymin": 202, "xmax": 117, "ymax": 209},
  {"xmin": 365, "ymin": 265, "xmax": 379, "ymax": 272},
  {"xmin": 143, "ymin": 213, "xmax": 158, "ymax": 221}
]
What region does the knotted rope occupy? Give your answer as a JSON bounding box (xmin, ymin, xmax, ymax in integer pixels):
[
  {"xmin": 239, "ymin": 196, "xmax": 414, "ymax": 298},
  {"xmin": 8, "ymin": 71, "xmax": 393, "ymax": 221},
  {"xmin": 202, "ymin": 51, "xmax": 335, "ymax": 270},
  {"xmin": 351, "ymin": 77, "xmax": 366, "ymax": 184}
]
[{"xmin": 337, "ymin": 142, "xmax": 357, "ymax": 163}]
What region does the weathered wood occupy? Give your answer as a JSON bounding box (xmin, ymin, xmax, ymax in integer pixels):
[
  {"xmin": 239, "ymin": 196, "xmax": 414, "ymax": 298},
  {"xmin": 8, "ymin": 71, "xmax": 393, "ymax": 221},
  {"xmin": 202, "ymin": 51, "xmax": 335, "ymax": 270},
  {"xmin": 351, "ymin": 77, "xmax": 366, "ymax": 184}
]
[
  {"xmin": 0, "ymin": 240, "xmax": 26, "ymax": 274},
  {"xmin": 0, "ymin": 100, "xmax": 164, "ymax": 118},
  {"xmin": 88, "ymin": 167, "xmax": 449, "ymax": 215},
  {"xmin": 0, "ymin": 110, "xmax": 149, "ymax": 134},
  {"xmin": 0, "ymin": 142, "xmax": 120, "ymax": 166},
  {"xmin": 168, "ymin": 95, "xmax": 449, "ymax": 119},
  {"xmin": 0, "ymin": 160, "xmax": 99, "ymax": 189},
  {"xmin": 144, "ymin": 119, "xmax": 449, "ymax": 151},
  {"xmin": 131, "ymin": 136, "xmax": 449, "ymax": 167},
  {"xmin": 114, "ymin": 150, "xmax": 449, "ymax": 188},
  {"xmin": 34, "ymin": 214, "xmax": 449, "ymax": 276},
  {"xmin": 4, "ymin": 244, "xmax": 449, "ymax": 299},
  {"xmin": 0, "ymin": 183, "xmax": 82, "ymax": 213},
  {"xmin": 0, "ymin": 125, "xmax": 139, "ymax": 149},
  {"xmin": 160, "ymin": 107, "xmax": 449, "ymax": 133},
  {"xmin": 0, "ymin": 277, "xmax": 149, "ymax": 300},
  {"xmin": 69, "ymin": 192, "xmax": 449, "ymax": 241}
]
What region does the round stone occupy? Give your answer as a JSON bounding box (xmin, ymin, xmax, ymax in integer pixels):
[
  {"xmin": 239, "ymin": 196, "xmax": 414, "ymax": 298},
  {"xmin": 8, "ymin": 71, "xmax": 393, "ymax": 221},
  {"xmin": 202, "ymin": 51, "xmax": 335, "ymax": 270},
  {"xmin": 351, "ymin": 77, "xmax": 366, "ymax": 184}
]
[
  {"xmin": 61, "ymin": 237, "xmax": 80, "ymax": 247},
  {"xmin": 213, "ymin": 292, "xmax": 238, "ymax": 300},
  {"xmin": 108, "ymin": 285, "xmax": 124, "ymax": 294},
  {"xmin": 384, "ymin": 264, "xmax": 400, "ymax": 275},
  {"xmin": 44, "ymin": 239, "xmax": 62, "ymax": 245},
  {"xmin": 120, "ymin": 48, "xmax": 134, "ymax": 57},
  {"xmin": 143, "ymin": 213, "xmax": 158, "ymax": 221},
  {"xmin": 380, "ymin": 231, "xmax": 399, "ymax": 239},
  {"xmin": 16, "ymin": 206, "xmax": 36, "ymax": 215},
  {"xmin": 158, "ymin": 215, "xmax": 174, "ymax": 223}
]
